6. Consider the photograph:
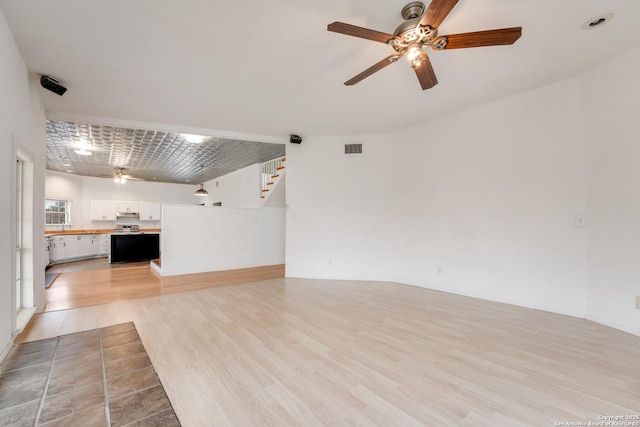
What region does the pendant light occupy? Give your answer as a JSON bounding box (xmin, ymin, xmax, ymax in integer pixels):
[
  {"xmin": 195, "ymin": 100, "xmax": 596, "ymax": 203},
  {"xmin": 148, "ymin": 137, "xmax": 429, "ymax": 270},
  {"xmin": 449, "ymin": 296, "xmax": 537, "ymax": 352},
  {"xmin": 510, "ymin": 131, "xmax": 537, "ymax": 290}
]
[{"xmin": 194, "ymin": 165, "xmax": 209, "ymax": 196}]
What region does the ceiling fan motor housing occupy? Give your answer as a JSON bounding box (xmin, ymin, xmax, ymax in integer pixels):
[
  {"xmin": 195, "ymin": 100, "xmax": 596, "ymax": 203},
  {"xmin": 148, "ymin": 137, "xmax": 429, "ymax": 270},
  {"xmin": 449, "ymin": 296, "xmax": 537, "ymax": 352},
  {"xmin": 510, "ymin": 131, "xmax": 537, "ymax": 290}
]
[
  {"xmin": 393, "ymin": 2, "xmax": 444, "ymax": 52},
  {"xmin": 395, "ymin": 2, "xmax": 426, "ymax": 35},
  {"xmin": 401, "ymin": 2, "xmax": 425, "ymax": 20}
]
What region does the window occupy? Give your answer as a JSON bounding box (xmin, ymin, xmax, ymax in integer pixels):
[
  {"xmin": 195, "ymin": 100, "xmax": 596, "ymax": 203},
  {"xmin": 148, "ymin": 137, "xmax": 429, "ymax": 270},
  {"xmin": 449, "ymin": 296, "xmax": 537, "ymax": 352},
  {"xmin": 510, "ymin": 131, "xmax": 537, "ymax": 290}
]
[{"xmin": 45, "ymin": 199, "xmax": 70, "ymax": 225}]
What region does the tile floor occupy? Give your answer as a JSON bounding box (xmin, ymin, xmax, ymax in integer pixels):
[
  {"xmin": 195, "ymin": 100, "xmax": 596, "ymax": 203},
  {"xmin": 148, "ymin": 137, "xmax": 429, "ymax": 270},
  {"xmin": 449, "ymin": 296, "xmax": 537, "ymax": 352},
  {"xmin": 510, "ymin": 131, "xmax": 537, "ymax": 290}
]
[{"xmin": 0, "ymin": 322, "xmax": 180, "ymax": 426}]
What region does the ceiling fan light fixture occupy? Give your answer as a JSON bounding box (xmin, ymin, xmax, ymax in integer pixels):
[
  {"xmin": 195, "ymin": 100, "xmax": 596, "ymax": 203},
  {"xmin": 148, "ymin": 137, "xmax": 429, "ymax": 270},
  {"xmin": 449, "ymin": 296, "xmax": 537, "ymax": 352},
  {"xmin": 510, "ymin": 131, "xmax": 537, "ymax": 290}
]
[
  {"xmin": 407, "ymin": 44, "xmax": 423, "ymax": 61},
  {"xmin": 114, "ymin": 168, "xmax": 128, "ymax": 184},
  {"xmin": 411, "ymin": 52, "xmax": 429, "ymax": 69},
  {"xmin": 74, "ymin": 149, "xmax": 92, "ymax": 156}
]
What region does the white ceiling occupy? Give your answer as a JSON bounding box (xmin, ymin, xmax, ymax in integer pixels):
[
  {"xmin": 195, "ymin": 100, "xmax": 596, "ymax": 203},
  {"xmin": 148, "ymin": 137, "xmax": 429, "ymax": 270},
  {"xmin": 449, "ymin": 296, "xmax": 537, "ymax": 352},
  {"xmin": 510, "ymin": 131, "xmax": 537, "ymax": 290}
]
[{"xmin": 1, "ymin": 0, "xmax": 640, "ymax": 139}]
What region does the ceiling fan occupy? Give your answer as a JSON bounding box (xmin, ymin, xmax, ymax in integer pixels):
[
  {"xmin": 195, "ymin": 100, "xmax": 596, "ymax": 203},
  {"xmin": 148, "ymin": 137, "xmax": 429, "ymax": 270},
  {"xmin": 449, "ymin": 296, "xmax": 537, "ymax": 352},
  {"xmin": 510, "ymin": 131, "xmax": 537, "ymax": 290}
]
[
  {"xmin": 113, "ymin": 167, "xmax": 143, "ymax": 184},
  {"xmin": 327, "ymin": 0, "xmax": 522, "ymax": 90}
]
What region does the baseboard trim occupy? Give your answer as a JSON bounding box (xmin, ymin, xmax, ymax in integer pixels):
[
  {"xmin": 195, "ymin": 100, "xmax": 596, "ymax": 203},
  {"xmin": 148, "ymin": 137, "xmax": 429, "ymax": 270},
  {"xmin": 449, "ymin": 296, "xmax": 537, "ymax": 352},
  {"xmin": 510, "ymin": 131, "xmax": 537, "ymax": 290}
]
[
  {"xmin": 584, "ymin": 313, "xmax": 640, "ymax": 337},
  {"xmin": 401, "ymin": 281, "xmax": 586, "ymax": 318},
  {"xmin": 0, "ymin": 340, "xmax": 12, "ymax": 364},
  {"xmin": 9, "ymin": 304, "xmax": 45, "ymax": 354},
  {"xmin": 287, "ymin": 273, "xmax": 640, "ymax": 338},
  {"xmin": 14, "ymin": 306, "xmax": 39, "ymax": 334},
  {"xmin": 150, "ymin": 259, "xmax": 162, "ymax": 276}
]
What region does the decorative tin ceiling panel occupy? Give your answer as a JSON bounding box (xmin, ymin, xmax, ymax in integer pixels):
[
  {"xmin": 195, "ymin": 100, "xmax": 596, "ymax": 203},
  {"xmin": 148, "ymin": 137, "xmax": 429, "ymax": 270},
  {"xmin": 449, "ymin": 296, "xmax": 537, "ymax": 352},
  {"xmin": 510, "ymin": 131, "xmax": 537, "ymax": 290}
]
[{"xmin": 45, "ymin": 120, "xmax": 286, "ymax": 184}]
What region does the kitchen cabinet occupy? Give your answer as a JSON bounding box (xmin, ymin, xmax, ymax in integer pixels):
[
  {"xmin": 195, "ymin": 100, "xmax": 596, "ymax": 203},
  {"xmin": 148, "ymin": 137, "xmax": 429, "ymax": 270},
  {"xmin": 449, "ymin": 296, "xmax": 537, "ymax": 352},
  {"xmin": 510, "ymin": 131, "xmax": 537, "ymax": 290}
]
[
  {"xmin": 85, "ymin": 234, "xmax": 100, "ymax": 256},
  {"xmin": 116, "ymin": 201, "xmax": 139, "ymax": 214},
  {"xmin": 139, "ymin": 202, "xmax": 161, "ymax": 221},
  {"xmin": 73, "ymin": 235, "xmax": 89, "ymax": 258},
  {"xmin": 78, "ymin": 234, "xmax": 107, "ymax": 257},
  {"xmin": 45, "ymin": 237, "xmax": 51, "ymax": 266},
  {"xmin": 49, "ymin": 233, "xmax": 111, "ymax": 264},
  {"xmin": 99, "ymin": 234, "xmax": 110, "ymax": 256},
  {"xmin": 63, "ymin": 235, "xmax": 81, "ymax": 259},
  {"xmin": 91, "ymin": 200, "xmax": 117, "ymax": 221},
  {"xmin": 92, "ymin": 199, "xmax": 162, "ymax": 220},
  {"xmin": 50, "ymin": 236, "xmax": 67, "ymax": 262}
]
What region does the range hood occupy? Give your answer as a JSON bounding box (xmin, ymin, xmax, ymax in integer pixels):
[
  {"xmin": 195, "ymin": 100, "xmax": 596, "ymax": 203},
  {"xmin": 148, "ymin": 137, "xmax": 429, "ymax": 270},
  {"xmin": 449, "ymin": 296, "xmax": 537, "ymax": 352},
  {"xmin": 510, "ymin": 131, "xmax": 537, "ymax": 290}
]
[{"xmin": 116, "ymin": 211, "xmax": 140, "ymax": 218}]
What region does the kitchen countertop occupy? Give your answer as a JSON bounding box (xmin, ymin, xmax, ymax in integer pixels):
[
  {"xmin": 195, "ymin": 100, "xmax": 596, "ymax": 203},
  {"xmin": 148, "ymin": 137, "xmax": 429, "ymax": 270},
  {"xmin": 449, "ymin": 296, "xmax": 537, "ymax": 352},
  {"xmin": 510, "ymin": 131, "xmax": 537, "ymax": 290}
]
[{"xmin": 46, "ymin": 228, "xmax": 161, "ymax": 236}]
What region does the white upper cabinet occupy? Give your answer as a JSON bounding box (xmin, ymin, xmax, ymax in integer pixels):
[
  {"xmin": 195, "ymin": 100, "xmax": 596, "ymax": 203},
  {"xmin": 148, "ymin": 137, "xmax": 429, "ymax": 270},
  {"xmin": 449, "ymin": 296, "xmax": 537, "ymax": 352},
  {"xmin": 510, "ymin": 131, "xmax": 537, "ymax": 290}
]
[
  {"xmin": 115, "ymin": 201, "xmax": 140, "ymax": 214},
  {"xmin": 92, "ymin": 200, "xmax": 161, "ymax": 221},
  {"xmin": 91, "ymin": 200, "xmax": 117, "ymax": 221},
  {"xmin": 139, "ymin": 202, "xmax": 161, "ymax": 221}
]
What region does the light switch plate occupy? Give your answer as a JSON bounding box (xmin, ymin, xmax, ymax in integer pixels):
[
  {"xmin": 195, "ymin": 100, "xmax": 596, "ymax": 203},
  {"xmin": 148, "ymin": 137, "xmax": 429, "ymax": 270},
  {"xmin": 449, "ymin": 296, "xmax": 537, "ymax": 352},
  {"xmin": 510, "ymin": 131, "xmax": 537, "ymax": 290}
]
[
  {"xmin": 636, "ymin": 296, "xmax": 640, "ymax": 310},
  {"xmin": 575, "ymin": 215, "xmax": 586, "ymax": 228}
]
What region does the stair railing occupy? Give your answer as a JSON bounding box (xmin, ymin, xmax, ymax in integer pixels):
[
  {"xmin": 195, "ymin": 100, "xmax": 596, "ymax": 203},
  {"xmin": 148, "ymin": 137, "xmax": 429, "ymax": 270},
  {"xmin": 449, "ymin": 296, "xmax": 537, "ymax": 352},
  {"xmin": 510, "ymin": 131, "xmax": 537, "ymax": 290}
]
[{"xmin": 260, "ymin": 156, "xmax": 285, "ymax": 194}]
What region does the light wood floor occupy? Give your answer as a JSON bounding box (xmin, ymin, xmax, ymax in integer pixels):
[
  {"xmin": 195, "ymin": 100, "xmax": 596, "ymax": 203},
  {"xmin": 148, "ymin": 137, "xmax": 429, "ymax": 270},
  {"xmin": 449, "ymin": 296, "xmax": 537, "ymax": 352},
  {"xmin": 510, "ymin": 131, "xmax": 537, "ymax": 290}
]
[
  {"xmin": 19, "ymin": 278, "xmax": 640, "ymax": 426},
  {"xmin": 46, "ymin": 257, "xmax": 151, "ymax": 273},
  {"xmin": 44, "ymin": 263, "xmax": 285, "ymax": 312}
]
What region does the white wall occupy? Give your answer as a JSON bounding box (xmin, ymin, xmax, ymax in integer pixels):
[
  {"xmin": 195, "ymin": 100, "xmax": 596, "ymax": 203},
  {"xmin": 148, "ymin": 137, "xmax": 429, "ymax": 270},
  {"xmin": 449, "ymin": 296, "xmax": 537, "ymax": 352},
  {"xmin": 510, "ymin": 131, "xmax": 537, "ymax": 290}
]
[
  {"xmin": 45, "ymin": 163, "xmax": 268, "ymax": 230},
  {"xmin": 80, "ymin": 175, "xmax": 197, "ymax": 229},
  {"xmin": 285, "ymin": 134, "xmax": 395, "ymax": 281},
  {"xmin": 45, "ymin": 170, "xmax": 200, "ymax": 231},
  {"xmin": 392, "ymin": 78, "xmax": 588, "ymax": 317},
  {"xmin": 283, "ymin": 77, "xmax": 594, "ymax": 321},
  {"xmin": 263, "ymin": 174, "xmax": 285, "ymax": 208},
  {"xmin": 45, "ymin": 170, "xmax": 83, "ymax": 230},
  {"xmin": 582, "ymin": 45, "xmax": 640, "ymax": 335},
  {"xmin": 203, "ymin": 163, "xmax": 261, "ymax": 208},
  {"xmin": 0, "ymin": 9, "xmax": 46, "ymax": 354},
  {"xmin": 160, "ymin": 205, "xmax": 285, "ymax": 276},
  {"xmin": 285, "ymin": 45, "xmax": 640, "ymax": 335}
]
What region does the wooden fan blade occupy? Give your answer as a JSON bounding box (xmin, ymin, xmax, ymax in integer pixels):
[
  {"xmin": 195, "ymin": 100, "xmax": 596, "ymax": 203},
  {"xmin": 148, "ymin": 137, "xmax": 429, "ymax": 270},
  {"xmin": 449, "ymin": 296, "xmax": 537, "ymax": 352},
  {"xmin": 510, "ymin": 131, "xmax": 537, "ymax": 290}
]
[
  {"xmin": 436, "ymin": 27, "xmax": 522, "ymax": 49},
  {"xmin": 420, "ymin": 0, "xmax": 460, "ymax": 28},
  {"xmin": 414, "ymin": 55, "xmax": 438, "ymax": 90},
  {"xmin": 344, "ymin": 54, "xmax": 401, "ymax": 86},
  {"xmin": 328, "ymin": 22, "xmax": 397, "ymax": 44}
]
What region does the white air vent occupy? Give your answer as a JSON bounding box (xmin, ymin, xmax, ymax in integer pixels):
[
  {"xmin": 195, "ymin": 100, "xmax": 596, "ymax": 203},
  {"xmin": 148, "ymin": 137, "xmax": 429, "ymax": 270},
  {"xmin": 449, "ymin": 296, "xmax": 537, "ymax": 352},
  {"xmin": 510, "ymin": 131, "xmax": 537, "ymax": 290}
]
[{"xmin": 345, "ymin": 144, "xmax": 363, "ymax": 154}]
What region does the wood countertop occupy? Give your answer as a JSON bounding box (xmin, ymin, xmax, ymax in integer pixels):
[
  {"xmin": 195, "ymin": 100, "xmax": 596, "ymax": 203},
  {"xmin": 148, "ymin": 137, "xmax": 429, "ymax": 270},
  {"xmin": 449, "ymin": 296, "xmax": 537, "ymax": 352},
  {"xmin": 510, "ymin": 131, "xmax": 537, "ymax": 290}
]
[{"xmin": 46, "ymin": 229, "xmax": 161, "ymax": 236}]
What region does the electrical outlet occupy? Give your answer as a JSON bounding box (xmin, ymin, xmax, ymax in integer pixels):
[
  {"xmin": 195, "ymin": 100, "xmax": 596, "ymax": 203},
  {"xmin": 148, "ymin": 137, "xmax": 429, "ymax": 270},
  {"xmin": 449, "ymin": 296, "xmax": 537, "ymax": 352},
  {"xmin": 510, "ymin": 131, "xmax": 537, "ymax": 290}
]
[{"xmin": 636, "ymin": 296, "xmax": 640, "ymax": 310}]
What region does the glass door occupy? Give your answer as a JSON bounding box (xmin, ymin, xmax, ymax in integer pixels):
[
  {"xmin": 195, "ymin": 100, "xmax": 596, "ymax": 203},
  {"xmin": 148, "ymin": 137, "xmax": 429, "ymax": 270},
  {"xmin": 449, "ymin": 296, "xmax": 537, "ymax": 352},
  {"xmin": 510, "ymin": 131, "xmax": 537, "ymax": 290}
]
[{"xmin": 15, "ymin": 158, "xmax": 23, "ymax": 311}]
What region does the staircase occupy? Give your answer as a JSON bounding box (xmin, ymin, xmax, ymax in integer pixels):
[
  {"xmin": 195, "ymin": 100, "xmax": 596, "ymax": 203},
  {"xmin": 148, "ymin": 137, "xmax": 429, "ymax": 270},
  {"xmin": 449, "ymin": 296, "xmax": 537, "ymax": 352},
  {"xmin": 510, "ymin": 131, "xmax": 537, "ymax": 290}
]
[{"xmin": 260, "ymin": 156, "xmax": 285, "ymax": 206}]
